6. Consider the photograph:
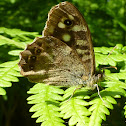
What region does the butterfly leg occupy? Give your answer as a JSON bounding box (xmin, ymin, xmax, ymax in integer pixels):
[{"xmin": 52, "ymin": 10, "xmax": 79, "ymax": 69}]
[
  {"xmin": 94, "ymin": 84, "xmax": 106, "ymax": 104},
  {"xmin": 66, "ymin": 85, "xmax": 83, "ymax": 102}
]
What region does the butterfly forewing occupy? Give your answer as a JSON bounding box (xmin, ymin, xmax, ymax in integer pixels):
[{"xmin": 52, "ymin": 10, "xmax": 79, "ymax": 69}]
[{"xmin": 43, "ymin": 1, "xmax": 95, "ymax": 76}]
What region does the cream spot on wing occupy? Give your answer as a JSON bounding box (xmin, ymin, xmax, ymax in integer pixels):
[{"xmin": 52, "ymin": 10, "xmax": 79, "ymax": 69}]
[
  {"xmin": 76, "ymin": 49, "xmax": 88, "ymax": 54},
  {"xmin": 62, "ymin": 34, "xmax": 71, "ymax": 42},
  {"xmin": 22, "ymin": 70, "xmax": 46, "ymax": 76},
  {"xmin": 82, "ymin": 56, "xmax": 91, "ymax": 62},
  {"xmin": 48, "ymin": 25, "xmax": 55, "ymax": 33},
  {"xmin": 72, "ymin": 25, "xmax": 87, "ymax": 32},
  {"xmin": 58, "ymin": 22, "xmax": 66, "ymax": 29},
  {"xmin": 76, "ymin": 40, "xmax": 87, "ymax": 45},
  {"xmin": 68, "ymin": 15, "xmax": 74, "ymax": 20}
]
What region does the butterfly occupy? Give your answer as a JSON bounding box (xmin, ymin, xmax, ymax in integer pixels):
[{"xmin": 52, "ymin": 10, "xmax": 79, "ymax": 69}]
[{"xmin": 18, "ymin": 1, "xmax": 104, "ymax": 88}]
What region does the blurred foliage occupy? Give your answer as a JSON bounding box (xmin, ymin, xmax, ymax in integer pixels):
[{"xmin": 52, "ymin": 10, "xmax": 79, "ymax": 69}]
[
  {"xmin": 0, "ymin": 0, "xmax": 125, "ymax": 46},
  {"xmin": 0, "ymin": 0, "xmax": 126, "ymax": 126},
  {"xmin": 73, "ymin": 0, "xmax": 126, "ymax": 46}
]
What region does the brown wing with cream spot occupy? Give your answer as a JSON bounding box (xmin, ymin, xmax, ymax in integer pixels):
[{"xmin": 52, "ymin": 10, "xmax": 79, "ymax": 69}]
[
  {"xmin": 43, "ymin": 1, "xmax": 95, "ymax": 77},
  {"xmin": 18, "ymin": 36, "xmax": 87, "ymax": 86}
]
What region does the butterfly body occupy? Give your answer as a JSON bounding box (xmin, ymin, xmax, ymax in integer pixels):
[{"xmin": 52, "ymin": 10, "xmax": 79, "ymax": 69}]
[{"xmin": 18, "ymin": 2, "xmax": 104, "ymax": 88}]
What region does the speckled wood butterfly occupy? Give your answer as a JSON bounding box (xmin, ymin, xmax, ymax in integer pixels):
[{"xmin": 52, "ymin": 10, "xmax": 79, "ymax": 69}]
[{"xmin": 18, "ymin": 1, "xmax": 104, "ymax": 88}]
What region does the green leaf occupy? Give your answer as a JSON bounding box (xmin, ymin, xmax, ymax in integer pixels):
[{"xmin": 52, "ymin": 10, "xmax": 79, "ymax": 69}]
[
  {"xmin": 8, "ymin": 50, "xmax": 23, "ymax": 56},
  {"xmin": 0, "ymin": 87, "xmax": 6, "ymax": 95},
  {"xmin": 27, "ymin": 83, "xmax": 64, "ymax": 125},
  {"xmin": 0, "ymin": 60, "xmax": 20, "ymax": 95},
  {"xmin": 0, "ymin": 35, "xmax": 26, "ymax": 48},
  {"xmin": 60, "ymin": 98, "xmax": 90, "ymax": 126}
]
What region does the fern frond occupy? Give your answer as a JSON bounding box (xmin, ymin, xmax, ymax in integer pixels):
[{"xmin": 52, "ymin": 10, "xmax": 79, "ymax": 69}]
[
  {"xmin": 27, "ymin": 83, "xmax": 65, "ymax": 126},
  {"xmin": 88, "ymin": 98, "xmax": 111, "ymax": 126},
  {"xmin": 0, "ymin": 60, "xmax": 20, "ymax": 95},
  {"xmin": 60, "ymin": 96, "xmax": 90, "ymax": 126},
  {"xmin": 101, "ymin": 79, "xmax": 126, "ymax": 91},
  {"xmin": 88, "ymin": 76, "xmax": 126, "ymax": 126},
  {"xmin": 95, "ymin": 44, "xmax": 126, "ymax": 67},
  {"xmin": 88, "ymin": 84, "xmax": 124, "ymax": 126},
  {"xmin": 0, "ymin": 27, "xmax": 37, "ymax": 34},
  {"xmin": 0, "ymin": 27, "xmax": 38, "ymax": 39},
  {"xmin": 0, "ymin": 27, "xmax": 40, "ymax": 48},
  {"xmin": 0, "ymin": 35, "xmax": 26, "ymax": 48},
  {"xmin": 8, "ymin": 50, "xmax": 23, "ymax": 56}
]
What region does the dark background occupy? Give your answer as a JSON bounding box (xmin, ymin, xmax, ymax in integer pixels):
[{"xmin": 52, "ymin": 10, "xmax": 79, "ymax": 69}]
[{"xmin": 0, "ymin": 0, "xmax": 125, "ymax": 126}]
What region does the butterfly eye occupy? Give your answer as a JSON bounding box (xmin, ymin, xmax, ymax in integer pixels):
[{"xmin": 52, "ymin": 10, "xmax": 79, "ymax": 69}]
[{"xmin": 64, "ymin": 19, "xmax": 72, "ymax": 26}]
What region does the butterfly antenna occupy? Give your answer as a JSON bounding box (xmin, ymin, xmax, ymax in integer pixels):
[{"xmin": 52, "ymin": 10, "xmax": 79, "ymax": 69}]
[
  {"xmin": 101, "ymin": 45, "xmax": 117, "ymax": 70},
  {"xmin": 102, "ymin": 45, "xmax": 117, "ymax": 65},
  {"xmin": 101, "ymin": 66, "xmax": 117, "ymax": 70},
  {"xmin": 66, "ymin": 85, "xmax": 83, "ymax": 102}
]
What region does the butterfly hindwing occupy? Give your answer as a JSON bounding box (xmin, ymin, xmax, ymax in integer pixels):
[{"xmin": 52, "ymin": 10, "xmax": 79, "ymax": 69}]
[{"xmin": 19, "ymin": 36, "xmax": 89, "ymax": 86}]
